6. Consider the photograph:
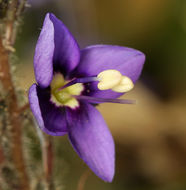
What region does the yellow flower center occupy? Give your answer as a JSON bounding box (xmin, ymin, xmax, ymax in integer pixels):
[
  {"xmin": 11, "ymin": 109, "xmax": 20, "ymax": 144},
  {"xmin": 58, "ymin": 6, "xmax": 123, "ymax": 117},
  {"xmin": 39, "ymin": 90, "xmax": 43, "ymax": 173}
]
[{"xmin": 50, "ymin": 73, "xmax": 84, "ymax": 109}]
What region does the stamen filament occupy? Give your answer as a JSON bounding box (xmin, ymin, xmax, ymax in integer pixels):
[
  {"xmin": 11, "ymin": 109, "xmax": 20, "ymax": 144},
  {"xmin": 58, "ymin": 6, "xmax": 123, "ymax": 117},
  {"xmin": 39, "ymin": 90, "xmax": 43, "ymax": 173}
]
[
  {"xmin": 74, "ymin": 95, "xmax": 136, "ymax": 104},
  {"xmin": 59, "ymin": 76, "xmax": 98, "ymax": 90}
]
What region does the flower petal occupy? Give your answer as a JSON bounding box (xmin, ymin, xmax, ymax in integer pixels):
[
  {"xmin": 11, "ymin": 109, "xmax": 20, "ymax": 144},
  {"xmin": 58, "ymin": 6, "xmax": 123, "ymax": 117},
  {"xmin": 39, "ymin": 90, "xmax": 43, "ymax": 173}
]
[
  {"xmin": 34, "ymin": 13, "xmax": 80, "ymax": 87},
  {"xmin": 66, "ymin": 103, "xmax": 115, "ymax": 182},
  {"xmin": 34, "ymin": 13, "xmax": 54, "ymax": 88},
  {"xmin": 49, "ymin": 13, "xmax": 80, "ymax": 76},
  {"xmin": 75, "ymin": 45, "xmax": 145, "ymax": 98},
  {"xmin": 28, "ymin": 84, "xmax": 68, "ymax": 136}
]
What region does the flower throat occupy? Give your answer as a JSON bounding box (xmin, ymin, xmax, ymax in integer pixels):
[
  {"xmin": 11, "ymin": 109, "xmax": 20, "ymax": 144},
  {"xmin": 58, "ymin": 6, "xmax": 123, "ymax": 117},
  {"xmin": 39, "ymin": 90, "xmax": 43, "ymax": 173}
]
[{"xmin": 51, "ymin": 70, "xmax": 136, "ymax": 109}]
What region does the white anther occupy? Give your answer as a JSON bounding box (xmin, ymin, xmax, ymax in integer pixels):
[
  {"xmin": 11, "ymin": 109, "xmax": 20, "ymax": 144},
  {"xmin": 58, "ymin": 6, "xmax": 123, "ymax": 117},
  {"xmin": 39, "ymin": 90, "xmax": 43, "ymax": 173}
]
[
  {"xmin": 112, "ymin": 76, "xmax": 134, "ymax": 93},
  {"xmin": 97, "ymin": 70, "xmax": 122, "ymax": 90}
]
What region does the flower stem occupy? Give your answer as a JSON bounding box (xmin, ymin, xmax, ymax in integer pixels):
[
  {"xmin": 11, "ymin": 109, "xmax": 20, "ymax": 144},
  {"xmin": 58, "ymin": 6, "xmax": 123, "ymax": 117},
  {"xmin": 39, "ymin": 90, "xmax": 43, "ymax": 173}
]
[
  {"xmin": 0, "ymin": 0, "xmax": 30, "ymax": 189},
  {"xmin": 0, "ymin": 145, "xmax": 5, "ymax": 165},
  {"xmin": 18, "ymin": 103, "xmax": 30, "ymax": 113},
  {"xmin": 0, "ymin": 36, "xmax": 30, "ymax": 190},
  {"xmin": 4, "ymin": 0, "xmax": 18, "ymax": 48},
  {"xmin": 77, "ymin": 170, "xmax": 90, "ymax": 190},
  {"xmin": 36, "ymin": 126, "xmax": 54, "ymax": 190},
  {"xmin": 43, "ymin": 135, "xmax": 54, "ymax": 189}
]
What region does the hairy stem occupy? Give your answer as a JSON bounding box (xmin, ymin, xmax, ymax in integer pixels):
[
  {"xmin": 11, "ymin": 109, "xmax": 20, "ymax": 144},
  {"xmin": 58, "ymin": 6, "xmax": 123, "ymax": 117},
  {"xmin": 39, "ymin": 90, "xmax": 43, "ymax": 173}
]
[
  {"xmin": 0, "ymin": 145, "xmax": 5, "ymax": 165},
  {"xmin": 44, "ymin": 136, "xmax": 54, "ymax": 189},
  {"xmin": 36, "ymin": 126, "xmax": 54, "ymax": 190},
  {"xmin": 0, "ymin": 0, "xmax": 30, "ymax": 189},
  {"xmin": 0, "ymin": 36, "xmax": 30, "ymax": 190},
  {"xmin": 18, "ymin": 103, "xmax": 30, "ymax": 113},
  {"xmin": 5, "ymin": 0, "xmax": 18, "ymax": 47},
  {"xmin": 77, "ymin": 170, "xmax": 90, "ymax": 190}
]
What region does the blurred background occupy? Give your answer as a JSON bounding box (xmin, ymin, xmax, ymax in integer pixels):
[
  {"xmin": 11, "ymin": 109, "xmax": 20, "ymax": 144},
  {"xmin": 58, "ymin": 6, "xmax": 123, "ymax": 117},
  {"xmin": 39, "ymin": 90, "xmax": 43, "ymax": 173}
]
[{"xmin": 14, "ymin": 0, "xmax": 186, "ymax": 189}]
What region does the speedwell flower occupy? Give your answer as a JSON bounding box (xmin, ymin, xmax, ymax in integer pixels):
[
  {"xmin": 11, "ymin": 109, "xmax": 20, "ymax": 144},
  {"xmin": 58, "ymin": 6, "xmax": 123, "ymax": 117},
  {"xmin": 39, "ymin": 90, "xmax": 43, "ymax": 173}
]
[{"xmin": 29, "ymin": 13, "xmax": 145, "ymax": 182}]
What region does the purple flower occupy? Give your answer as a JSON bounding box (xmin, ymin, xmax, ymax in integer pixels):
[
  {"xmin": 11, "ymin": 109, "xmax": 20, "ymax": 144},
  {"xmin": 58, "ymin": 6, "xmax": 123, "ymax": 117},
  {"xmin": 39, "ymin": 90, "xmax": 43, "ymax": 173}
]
[{"xmin": 29, "ymin": 13, "xmax": 145, "ymax": 182}]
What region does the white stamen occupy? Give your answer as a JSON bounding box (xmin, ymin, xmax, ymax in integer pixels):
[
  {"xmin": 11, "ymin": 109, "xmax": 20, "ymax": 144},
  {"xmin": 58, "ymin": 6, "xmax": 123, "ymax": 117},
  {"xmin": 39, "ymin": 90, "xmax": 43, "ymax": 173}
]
[
  {"xmin": 112, "ymin": 76, "xmax": 134, "ymax": 93},
  {"xmin": 97, "ymin": 70, "xmax": 122, "ymax": 90}
]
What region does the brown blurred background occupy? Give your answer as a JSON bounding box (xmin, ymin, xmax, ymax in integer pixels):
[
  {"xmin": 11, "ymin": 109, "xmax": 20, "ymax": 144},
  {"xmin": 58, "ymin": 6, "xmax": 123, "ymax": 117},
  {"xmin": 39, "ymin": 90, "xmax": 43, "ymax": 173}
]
[{"xmin": 15, "ymin": 0, "xmax": 186, "ymax": 189}]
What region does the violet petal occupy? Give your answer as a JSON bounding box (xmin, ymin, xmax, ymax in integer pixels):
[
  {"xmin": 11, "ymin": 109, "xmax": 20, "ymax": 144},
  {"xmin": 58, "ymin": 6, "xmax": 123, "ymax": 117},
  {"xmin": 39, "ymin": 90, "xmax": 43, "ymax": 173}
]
[
  {"xmin": 34, "ymin": 13, "xmax": 54, "ymax": 88},
  {"xmin": 75, "ymin": 45, "xmax": 145, "ymax": 99},
  {"xmin": 49, "ymin": 13, "xmax": 80, "ymax": 76},
  {"xmin": 66, "ymin": 103, "xmax": 115, "ymax": 182},
  {"xmin": 29, "ymin": 84, "xmax": 68, "ymax": 136}
]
